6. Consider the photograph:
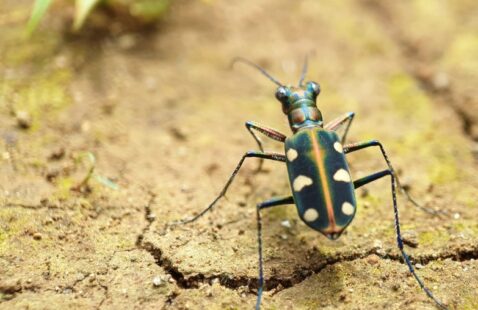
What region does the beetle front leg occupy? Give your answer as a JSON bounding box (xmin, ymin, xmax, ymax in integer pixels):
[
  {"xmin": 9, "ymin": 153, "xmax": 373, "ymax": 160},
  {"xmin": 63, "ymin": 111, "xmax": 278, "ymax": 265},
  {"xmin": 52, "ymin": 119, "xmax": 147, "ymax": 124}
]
[
  {"xmin": 177, "ymin": 151, "xmax": 286, "ymax": 225},
  {"xmin": 324, "ymin": 112, "xmax": 355, "ymax": 144},
  {"xmin": 351, "ymin": 169, "xmax": 448, "ymax": 310},
  {"xmin": 255, "ymin": 195, "xmax": 294, "ymax": 310},
  {"xmin": 245, "ymin": 121, "xmax": 287, "ymax": 172},
  {"xmin": 344, "ymin": 140, "xmax": 446, "ymax": 216}
]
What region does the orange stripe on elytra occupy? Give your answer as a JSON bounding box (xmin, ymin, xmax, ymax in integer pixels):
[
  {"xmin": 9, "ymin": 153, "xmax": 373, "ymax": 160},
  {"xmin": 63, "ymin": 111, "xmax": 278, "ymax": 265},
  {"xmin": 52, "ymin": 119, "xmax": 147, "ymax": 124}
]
[{"xmin": 309, "ymin": 131, "xmax": 336, "ymax": 231}]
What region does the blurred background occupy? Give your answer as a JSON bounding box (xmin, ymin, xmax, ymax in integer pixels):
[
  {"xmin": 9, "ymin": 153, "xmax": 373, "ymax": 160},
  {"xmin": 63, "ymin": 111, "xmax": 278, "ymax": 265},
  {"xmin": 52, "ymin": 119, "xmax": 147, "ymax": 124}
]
[{"xmin": 1, "ymin": 1, "xmax": 477, "ymax": 309}]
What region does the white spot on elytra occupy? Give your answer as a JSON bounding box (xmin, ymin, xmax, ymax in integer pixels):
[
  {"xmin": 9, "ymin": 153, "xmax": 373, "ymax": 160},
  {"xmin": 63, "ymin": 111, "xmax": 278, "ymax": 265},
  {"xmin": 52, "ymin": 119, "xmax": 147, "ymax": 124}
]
[
  {"xmin": 342, "ymin": 202, "xmax": 355, "ymax": 215},
  {"xmin": 303, "ymin": 208, "xmax": 319, "ymax": 222},
  {"xmin": 334, "ymin": 142, "xmax": 343, "ymax": 153},
  {"xmin": 287, "ymin": 148, "xmax": 298, "ymax": 161},
  {"xmin": 293, "ymin": 175, "xmax": 313, "ymax": 191},
  {"xmin": 333, "ymin": 169, "xmax": 351, "ymax": 182}
]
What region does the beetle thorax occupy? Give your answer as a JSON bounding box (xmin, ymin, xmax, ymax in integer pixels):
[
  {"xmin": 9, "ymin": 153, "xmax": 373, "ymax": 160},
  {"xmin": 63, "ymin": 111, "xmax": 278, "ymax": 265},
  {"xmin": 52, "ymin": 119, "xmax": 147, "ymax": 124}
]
[{"xmin": 287, "ymin": 101, "xmax": 323, "ymax": 132}]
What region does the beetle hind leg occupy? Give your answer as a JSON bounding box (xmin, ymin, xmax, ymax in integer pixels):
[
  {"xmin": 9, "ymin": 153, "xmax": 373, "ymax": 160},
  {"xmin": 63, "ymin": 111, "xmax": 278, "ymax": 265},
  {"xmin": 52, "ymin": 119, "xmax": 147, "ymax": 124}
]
[
  {"xmin": 352, "ymin": 169, "xmax": 448, "ymax": 309},
  {"xmin": 255, "ymin": 196, "xmax": 294, "ymax": 310}
]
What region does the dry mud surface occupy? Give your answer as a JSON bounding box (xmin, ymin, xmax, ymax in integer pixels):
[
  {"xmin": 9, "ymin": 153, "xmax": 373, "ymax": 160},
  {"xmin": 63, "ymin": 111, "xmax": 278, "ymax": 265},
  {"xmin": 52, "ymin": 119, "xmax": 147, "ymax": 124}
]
[{"xmin": 1, "ymin": 1, "xmax": 478, "ymax": 309}]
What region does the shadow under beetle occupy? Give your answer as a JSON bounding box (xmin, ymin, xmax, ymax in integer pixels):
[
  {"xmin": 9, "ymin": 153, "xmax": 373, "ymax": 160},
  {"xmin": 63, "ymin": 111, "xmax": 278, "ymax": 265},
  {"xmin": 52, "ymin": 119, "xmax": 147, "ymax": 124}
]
[{"xmin": 179, "ymin": 57, "xmax": 448, "ymax": 310}]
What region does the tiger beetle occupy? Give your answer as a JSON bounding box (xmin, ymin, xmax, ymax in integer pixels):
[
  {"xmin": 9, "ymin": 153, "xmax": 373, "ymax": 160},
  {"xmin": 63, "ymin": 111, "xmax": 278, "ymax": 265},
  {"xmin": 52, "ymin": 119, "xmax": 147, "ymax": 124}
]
[{"xmin": 178, "ymin": 57, "xmax": 448, "ymax": 310}]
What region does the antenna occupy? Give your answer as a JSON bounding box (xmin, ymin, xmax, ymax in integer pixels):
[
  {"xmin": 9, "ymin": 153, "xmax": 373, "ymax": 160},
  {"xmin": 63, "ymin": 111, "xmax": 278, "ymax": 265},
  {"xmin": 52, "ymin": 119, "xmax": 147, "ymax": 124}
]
[
  {"xmin": 298, "ymin": 55, "xmax": 308, "ymax": 87},
  {"xmin": 231, "ymin": 57, "xmax": 283, "ymax": 87}
]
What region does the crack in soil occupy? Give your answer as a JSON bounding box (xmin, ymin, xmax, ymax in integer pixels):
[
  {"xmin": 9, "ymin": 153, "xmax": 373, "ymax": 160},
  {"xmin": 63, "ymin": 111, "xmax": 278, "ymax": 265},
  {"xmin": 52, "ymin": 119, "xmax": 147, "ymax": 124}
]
[
  {"xmin": 140, "ymin": 239, "xmax": 478, "ymax": 296},
  {"xmin": 361, "ymin": 0, "xmax": 477, "ymax": 143},
  {"xmin": 135, "ymin": 191, "xmax": 157, "ymax": 247},
  {"xmin": 96, "ymin": 282, "xmax": 109, "ymax": 310}
]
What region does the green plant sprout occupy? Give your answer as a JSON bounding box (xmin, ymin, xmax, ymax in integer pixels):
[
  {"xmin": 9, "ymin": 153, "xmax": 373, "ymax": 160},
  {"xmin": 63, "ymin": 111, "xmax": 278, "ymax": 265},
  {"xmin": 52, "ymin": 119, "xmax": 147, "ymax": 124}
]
[
  {"xmin": 27, "ymin": 0, "xmax": 100, "ymax": 35},
  {"xmin": 26, "ymin": 0, "xmax": 170, "ymax": 35},
  {"xmin": 72, "ymin": 151, "xmax": 119, "ymax": 191}
]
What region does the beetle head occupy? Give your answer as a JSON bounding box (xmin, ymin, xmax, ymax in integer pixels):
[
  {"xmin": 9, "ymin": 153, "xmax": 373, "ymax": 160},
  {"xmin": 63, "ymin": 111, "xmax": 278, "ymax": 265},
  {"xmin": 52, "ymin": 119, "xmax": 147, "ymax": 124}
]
[
  {"xmin": 275, "ymin": 82, "xmax": 323, "ymax": 132},
  {"xmin": 232, "ymin": 57, "xmax": 324, "ymax": 132}
]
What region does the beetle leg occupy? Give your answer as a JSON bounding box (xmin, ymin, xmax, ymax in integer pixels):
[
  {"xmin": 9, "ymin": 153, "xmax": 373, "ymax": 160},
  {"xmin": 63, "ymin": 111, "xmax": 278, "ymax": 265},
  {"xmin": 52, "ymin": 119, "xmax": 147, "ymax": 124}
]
[
  {"xmin": 257, "ymin": 195, "xmax": 294, "ymax": 209},
  {"xmin": 344, "ymin": 139, "xmax": 447, "ymax": 216},
  {"xmin": 351, "ymin": 169, "xmax": 448, "ymax": 310},
  {"xmin": 255, "ymin": 196, "xmax": 294, "ymax": 310},
  {"xmin": 177, "ymin": 151, "xmax": 286, "ymax": 225},
  {"xmin": 324, "ymin": 112, "xmax": 355, "ymax": 144},
  {"xmin": 353, "ymin": 169, "xmax": 391, "ymax": 189},
  {"xmin": 245, "ymin": 121, "xmax": 287, "ymax": 172}
]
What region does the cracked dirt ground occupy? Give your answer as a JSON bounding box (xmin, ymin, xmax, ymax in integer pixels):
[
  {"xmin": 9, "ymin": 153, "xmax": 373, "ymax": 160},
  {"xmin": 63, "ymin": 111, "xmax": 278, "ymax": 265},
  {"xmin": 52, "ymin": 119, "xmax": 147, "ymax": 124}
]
[{"xmin": 1, "ymin": 0, "xmax": 478, "ymax": 309}]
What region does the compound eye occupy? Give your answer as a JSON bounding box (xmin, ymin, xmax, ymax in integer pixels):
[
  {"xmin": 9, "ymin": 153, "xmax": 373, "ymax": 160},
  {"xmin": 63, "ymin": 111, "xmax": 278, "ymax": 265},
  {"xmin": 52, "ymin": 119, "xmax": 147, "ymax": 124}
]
[
  {"xmin": 307, "ymin": 82, "xmax": 321, "ymax": 97},
  {"xmin": 275, "ymin": 86, "xmax": 288, "ymax": 102}
]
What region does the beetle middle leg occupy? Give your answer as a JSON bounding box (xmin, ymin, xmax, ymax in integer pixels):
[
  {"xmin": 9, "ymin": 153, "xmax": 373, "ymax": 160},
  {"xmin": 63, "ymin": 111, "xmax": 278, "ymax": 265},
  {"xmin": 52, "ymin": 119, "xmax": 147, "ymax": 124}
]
[
  {"xmin": 352, "ymin": 169, "xmax": 448, "ymax": 309},
  {"xmin": 255, "ymin": 195, "xmax": 294, "ymax": 310},
  {"xmin": 324, "ymin": 112, "xmax": 355, "ymax": 144},
  {"xmin": 178, "ymin": 151, "xmax": 286, "ymax": 224},
  {"xmin": 344, "ymin": 139, "xmax": 446, "ymax": 216},
  {"xmin": 245, "ymin": 121, "xmax": 287, "ymax": 172}
]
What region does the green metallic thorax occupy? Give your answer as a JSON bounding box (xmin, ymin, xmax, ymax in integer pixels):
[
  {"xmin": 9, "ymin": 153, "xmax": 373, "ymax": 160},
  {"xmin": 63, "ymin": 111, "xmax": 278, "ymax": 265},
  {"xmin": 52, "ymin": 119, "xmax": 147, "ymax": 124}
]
[{"xmin": 279, "ymin": 85, "xmax": 323, "ymax": 132}]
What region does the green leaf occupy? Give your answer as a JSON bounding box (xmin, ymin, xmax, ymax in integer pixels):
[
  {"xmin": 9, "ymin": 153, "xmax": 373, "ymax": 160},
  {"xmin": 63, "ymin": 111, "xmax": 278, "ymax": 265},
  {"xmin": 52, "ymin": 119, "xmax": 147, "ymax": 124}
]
[
  {"xmin": 130, "ymin": 0, "xmax": 171, "ymax": 22},
  {"xmin": 26, "ymin": 0, "xmax": 54, "ymax": 36},
  {"xmin": 94, "ymin": 174, "xmax": 119, "ymax": 190},
  {"xmin": 73, "ymin": 0, "xmax": 101, "ymax": 31}
]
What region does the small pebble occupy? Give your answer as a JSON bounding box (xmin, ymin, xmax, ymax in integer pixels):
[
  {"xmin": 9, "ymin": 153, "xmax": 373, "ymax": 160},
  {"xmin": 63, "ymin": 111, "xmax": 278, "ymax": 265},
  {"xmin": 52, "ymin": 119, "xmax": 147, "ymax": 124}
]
[
  {"xmin": 373, "ymin": 239, "xmax": 383, "ymax": 249},
  {"xmin": 63, "ymin": 287, "xmax": 73, "ymax": 294},
  {"xmin": 76, "ymin": 273, "xmax": 85, "ymax": 281},
  {"xmin": 367, "ymin": 254, "xmax": 380, "ymax": 265},
  {"xmin": 33, "ymin": 233, "xmax": 43, "ymax": 240},
  {"xmin": 415, "ymin": 263, "xmax": 424, "ymax": 269},
  {"xmin": 152, "ymin": 276, "xmax": 164, "ymax": 287},
  {"xmin": 402, "ymin": 231, "xmax": 419, "ymax": 248},
  {"xmin": 16, "ymin": 110, "xmax": 32, "ymax": 129},
  {"xmin": 281, "ymin": 220, "xmax": 291, "ymax": 228},
  {"xmin": 376, "ymin": 249, "xmax": 386, "ymax": 256},
  {"xmin": 453, "ymin": 213, "xmax": 460, "ymax": 220}
]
